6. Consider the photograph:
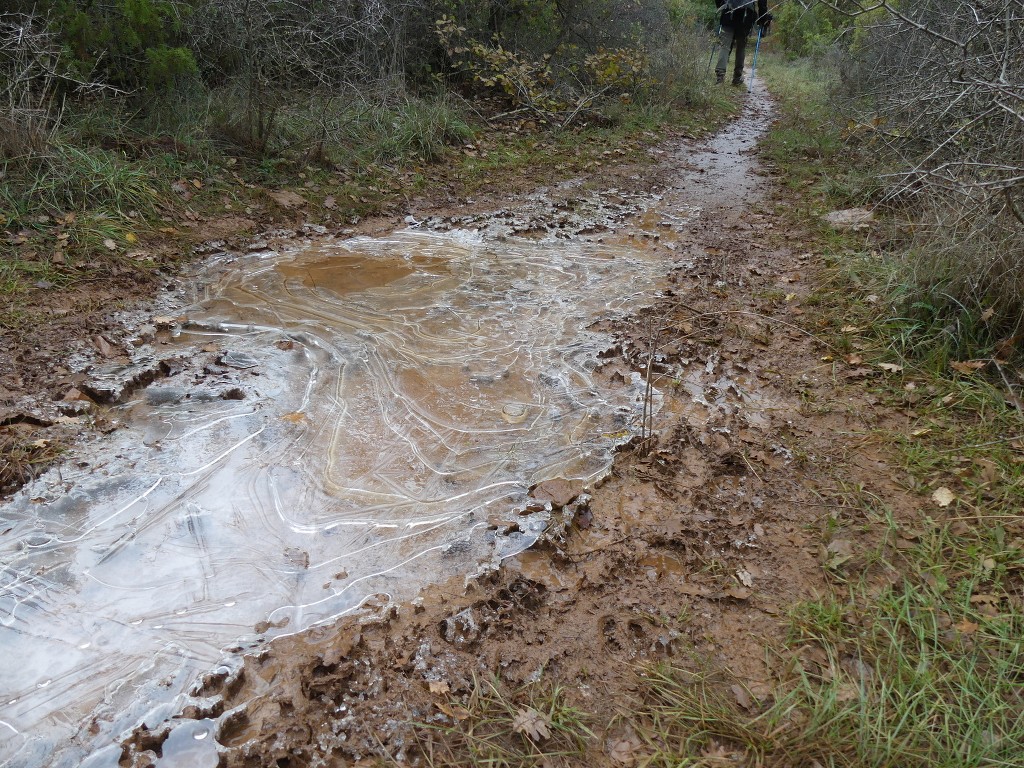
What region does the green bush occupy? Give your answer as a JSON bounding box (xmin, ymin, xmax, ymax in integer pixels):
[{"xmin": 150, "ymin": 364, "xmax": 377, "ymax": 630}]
[{"xmin": 10, "ymin": 0, "xmax": 197, "ymax": 91}]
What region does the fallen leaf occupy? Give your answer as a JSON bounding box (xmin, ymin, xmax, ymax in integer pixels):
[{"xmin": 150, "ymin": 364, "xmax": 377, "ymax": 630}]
[
  {"xmin": 269, "ymin": 190, "xmax": 307, "ymax": 209},
  {"xmin": 954, "ymin": 619, "xmax": 979, "ymax": 634},
  {"xmin": 435, "ymin": 701, "xmax": 471, "ymax": 721},
  {"xmin": 103, "ymin": 238, "xmax": 117, "ymax": 251},
  {"xmin": 825, "ymin": 539, "xmax": 855, "ymax": 569},
  {"xmin": 840, "ymin": 325, "xmax": 861, "ymax": 333},
  {"xmin": 723, "ymin": 586, "xmax": 752, "ymax": 600},
  {"xmin": 323, "ymin": 195, "xmax": 337, "ymax": 210},
  {"xmin": 427, "ymin": 680, "xmax": 450, "ymax": 695},
  {"xmin": 608, "ymin": 733, "xmax": 643, "ymax": 765},
  {"xmin": 677, "ymin": 583, "xmax": 712, "ymax": 597},
  {"xmin": 865, "ymin": 294, "xmax": 879, "ymax": 304},
  {"xmin": 731, "ymin": 684, "xmax": 753, "ymax": 710},
  {"xmin": 845, "ymin": 353, "xmax": 863, "ymax": 365},
  {"xmin": 970, "ymin": 593, "xmax": 1001, "ymax": 604},
  {"xmin": 125, "ymin": 232, "xmax": 138, "ymax": 244},
  {"xmin": 736, "ymin": 569, "xmax": 754, "ymax": 588},
  {"xmin": 950, "ymin": 360, "xmax": 987, "ymax": 374},
  {"xmin": 981, "ymin": 307, "xmax": 995, "ymax": 322},
  {"xmin": 512, "ymin": 707, "xmax": 551, "ymax": 742},
  {"xmin": 932, "ymin": 487, "xmax": 956, "ymax": 507},
  {"xmin": 878, "ymin": 363, "xmax": 903, "ymax": 373}
]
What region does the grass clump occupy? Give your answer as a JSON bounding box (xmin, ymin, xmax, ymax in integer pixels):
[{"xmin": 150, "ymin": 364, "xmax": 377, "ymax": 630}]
[
  {"xmin": 423, "ymin": 676, "xmax": 593, "ymax": 768},
  {"xmin": 628, "ymin": 527, "xmax": 1024, "ymax": 768}
]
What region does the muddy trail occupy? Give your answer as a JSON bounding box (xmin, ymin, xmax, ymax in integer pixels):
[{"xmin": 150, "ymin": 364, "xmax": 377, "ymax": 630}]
[{"xmin": 3, "ymin": 87, "xmax": 924, "ymax": 768}]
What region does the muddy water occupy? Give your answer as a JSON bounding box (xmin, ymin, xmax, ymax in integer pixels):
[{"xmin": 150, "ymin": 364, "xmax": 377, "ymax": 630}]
[{"xmin": 0, "ymin": 229, "xmax": 675, "ymax": 766}]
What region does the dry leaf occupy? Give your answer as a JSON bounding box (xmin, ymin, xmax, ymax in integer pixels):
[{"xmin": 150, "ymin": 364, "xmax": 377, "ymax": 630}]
[
  {"xmin": 736, "ymin": 569, "xmax": 754, "ymax": 588},
  {"xmin": 512, "ymin": 707, "xmax": 551, "ymax": 742},
  {"xmin": 723, "ymin": 586, "xmax": 752, "ymax": 600},
  {"xmin": 435, "ymin": 701, "xmax": 471, "ymax": 721},
  {"xmin": 270, "ymin": 190, "xmax": 307, "ymax": 209},
  {"xmin": 970, "ymin": 593, "xmax": 1001, "ymax": 605},
  {"xmin": 845, "ymin": 353, "xmax": 863, "ymax": 365},
  {"xmin": 950, "ymin": 360, "xmax": 987, "ymax": 374},
  {"xmin": 731, "ymin": 684, "xmax": 753, "ymax": 710},
  {"xmin": 840, "ymin": 325, "xmax": 860, "ymax": 333},
  {"xmin": 932, "ymin": 487, "xmax": 956, "ymax": 507},
  {"xmin": 878, "ymin": 363, "xmax": 903, "ymax": 373},
  {"xmin": 323, "ymin": 195, "xmax": 337, "ymax": 210},
  {"xmin": 427, "ymin": 680, "xmax": 450, "ymax": 695},
  {"xmin": 825, "ymin": 539, "xmax": 855, "ymax": 569},
  {"xmin": 954, "ymin": 619, "xmax": 979, "ymax": 634},
  {"xmin": 608, "ymin": 734, "xmax": 643, "ymax": 765},
  {"xmin": 103, "ymin": 238, "xmax": 117, "ymax": 251}
]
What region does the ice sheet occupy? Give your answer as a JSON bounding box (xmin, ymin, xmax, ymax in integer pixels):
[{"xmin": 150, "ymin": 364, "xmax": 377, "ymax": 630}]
[{"xmin": 0, "ymin": 230, "xmax": 669, "ymax": 766}]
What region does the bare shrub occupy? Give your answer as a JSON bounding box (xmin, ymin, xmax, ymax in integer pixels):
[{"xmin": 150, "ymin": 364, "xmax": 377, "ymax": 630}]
[
  {"xmin": 0, "ymin": 13, "xmax": 63, "ymax": 160},
  {"xmin": 824, "ymin": 0, "xmax": 1024, "ymax": 334}
]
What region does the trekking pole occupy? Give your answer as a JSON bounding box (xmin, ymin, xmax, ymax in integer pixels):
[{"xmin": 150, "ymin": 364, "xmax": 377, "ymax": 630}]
[
  {"xmin": 707, "ymin": 23, "xmax": 722, "ymax": 74},
  {"xmin": 747, "ymin": 23, "xmax": 764, "ymax": 93}
]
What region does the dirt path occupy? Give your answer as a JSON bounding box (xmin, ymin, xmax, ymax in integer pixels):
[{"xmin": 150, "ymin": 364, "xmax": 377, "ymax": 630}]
[
  {"xmin": 106, "ymin": 90, "xmax": 925, "ymax": 767},
  {"xmin": 0, "ymin": 88, "xmax": 930, "ymax": 768}
]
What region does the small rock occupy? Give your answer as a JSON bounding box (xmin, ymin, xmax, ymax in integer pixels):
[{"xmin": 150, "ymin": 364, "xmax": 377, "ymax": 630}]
[
  {"xmin": 529, "ymin": 478, "xmax": 583, "ymax": 508},
  {"xmin": 92, "ymin": 335, "xmax": 119, "ymax": 358},
  {"xmin": 824, "ymin": 208, "xmax": 874, "ymax": 230},
  {"xmin": 62, "ymin": 387, "xmax": 94, "ymax": 403}
]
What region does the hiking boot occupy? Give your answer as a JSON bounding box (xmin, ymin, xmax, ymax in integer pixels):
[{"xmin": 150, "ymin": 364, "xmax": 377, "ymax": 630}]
[
  {"xmin": 732, "ymin": 77, "xmax": 744, "ymax": 87},
  {"xmin": 715, "ymin": 72, "xmax": 725, "ymax": 85}
]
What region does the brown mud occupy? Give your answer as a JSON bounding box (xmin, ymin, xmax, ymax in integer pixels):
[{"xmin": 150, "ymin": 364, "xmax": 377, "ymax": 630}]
[
  {"xmin": 108, "ymin": 90, "xmax": 930, "ymax": 768},
  {"xmin": 3, "ymin": 89, "xmax": 930, "ymax": 767}
]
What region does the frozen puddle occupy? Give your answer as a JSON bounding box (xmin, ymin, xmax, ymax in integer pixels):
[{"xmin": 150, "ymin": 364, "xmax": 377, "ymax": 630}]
[{"xmin": 1, "ymin": 229, "xmax": 672, "ymax": 766}]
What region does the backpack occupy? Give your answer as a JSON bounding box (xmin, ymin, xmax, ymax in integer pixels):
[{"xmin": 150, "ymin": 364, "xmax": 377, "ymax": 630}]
[{"xmin": 720, "ymin": 0, "xmax": 758, "ymax": 29}]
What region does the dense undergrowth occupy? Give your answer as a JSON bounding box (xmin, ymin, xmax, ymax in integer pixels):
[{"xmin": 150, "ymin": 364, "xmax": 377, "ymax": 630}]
[{"xmin": 1, "ymin": 1, "xmax": 732, "ymax": 332}]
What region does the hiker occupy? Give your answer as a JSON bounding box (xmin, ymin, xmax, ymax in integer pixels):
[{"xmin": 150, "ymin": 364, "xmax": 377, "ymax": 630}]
[{"xmin": 714, "ymin": 0, "xmax": 771, "ymax": 86}]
